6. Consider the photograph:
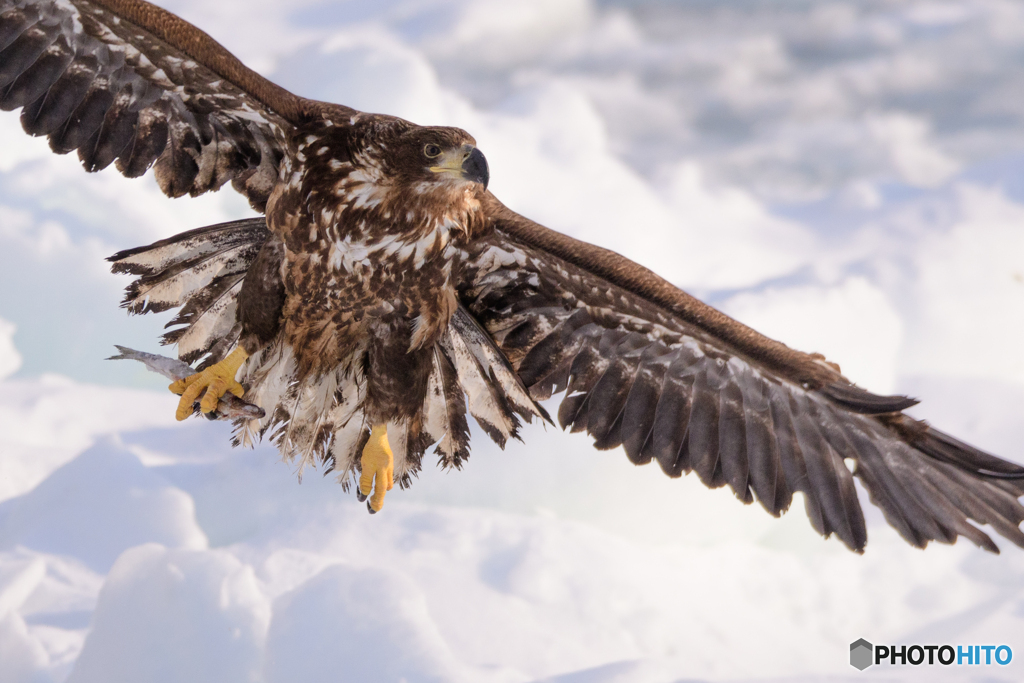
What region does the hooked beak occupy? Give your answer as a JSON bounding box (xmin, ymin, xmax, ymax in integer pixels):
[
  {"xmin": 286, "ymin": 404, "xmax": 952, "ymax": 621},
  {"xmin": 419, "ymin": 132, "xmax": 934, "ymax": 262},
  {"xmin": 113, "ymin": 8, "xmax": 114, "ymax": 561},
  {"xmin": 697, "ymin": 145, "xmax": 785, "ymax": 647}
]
[
  {"xmin": 461, "ymin": 147, "xmax": 489, "ymax": 189},
  {"xmin": 429, "ymin": 145, "xmax": 489, "ymax": 189}
]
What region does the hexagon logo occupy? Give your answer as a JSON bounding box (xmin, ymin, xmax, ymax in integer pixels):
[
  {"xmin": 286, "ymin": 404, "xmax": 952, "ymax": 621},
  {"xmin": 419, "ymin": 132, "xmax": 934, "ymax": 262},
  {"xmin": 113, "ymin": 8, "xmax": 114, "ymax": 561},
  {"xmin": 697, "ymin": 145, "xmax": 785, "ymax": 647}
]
[{"xmin": 850, "ymin": 638, "xmax": 873, "ymax": 670}]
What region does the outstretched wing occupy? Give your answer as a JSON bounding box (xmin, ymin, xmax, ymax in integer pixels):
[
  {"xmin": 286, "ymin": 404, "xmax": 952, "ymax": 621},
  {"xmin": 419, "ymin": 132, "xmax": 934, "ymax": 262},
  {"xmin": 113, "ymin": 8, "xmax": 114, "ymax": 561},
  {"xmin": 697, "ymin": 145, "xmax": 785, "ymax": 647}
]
[
  {"xmin": 0, "ymin": 0, "xmax": 348, "ymax": 208},
  {"xmin": 461, "ymin": 194, "xmax": 1024, "ymax": 553}
]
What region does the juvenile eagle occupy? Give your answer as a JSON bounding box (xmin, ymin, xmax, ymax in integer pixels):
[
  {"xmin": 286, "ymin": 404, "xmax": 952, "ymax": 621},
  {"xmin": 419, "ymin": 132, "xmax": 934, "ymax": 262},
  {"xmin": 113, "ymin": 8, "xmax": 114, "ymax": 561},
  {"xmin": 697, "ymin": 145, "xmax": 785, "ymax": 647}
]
[{"xmin": 2, "ymin": 0, "xmax": 1023, "ymax": 552}]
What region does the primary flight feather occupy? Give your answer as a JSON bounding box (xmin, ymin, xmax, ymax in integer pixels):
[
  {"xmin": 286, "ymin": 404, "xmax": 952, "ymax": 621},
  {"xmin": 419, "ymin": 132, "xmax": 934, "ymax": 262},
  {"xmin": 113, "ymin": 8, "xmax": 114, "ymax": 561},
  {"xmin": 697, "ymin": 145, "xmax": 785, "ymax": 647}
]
[{"xmin": 2, "ymin": 0, "xmax": 1023, "ymax": 551}]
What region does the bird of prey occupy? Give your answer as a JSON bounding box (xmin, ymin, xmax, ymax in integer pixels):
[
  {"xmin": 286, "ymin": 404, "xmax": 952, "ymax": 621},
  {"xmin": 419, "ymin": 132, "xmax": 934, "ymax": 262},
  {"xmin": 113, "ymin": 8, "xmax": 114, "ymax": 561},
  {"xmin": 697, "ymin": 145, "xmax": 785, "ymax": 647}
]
[{"xmin": 2, "ymin": 0, "xmax": 1023, "ymax": 552}]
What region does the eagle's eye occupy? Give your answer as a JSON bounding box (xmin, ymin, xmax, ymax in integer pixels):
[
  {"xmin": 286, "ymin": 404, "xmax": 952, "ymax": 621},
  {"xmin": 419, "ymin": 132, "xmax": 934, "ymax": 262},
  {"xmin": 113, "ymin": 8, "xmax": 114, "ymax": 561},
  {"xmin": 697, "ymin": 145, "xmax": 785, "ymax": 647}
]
[{"xmin": 423, "ymin": 144, "xmax": 442, "ymax": 159}]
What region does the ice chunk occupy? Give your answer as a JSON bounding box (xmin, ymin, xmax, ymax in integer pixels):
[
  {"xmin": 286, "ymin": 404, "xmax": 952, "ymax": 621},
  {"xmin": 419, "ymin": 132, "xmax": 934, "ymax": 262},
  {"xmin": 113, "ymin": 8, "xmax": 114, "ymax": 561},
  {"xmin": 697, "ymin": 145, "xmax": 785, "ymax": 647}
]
[
  {"xmin": 0, "ymin": 612, "xmax": 49, "ymax": 683},
  {"xmin": 264, "ymin": 563, "xmax": 473, "ymax": 683},
  {"xmin": 66, "ymin": 545, "xmax": 268, "ymax": 683},
  {"xmin": 0, "ymin": 438, "xmax": 207, "ymax": 572}
]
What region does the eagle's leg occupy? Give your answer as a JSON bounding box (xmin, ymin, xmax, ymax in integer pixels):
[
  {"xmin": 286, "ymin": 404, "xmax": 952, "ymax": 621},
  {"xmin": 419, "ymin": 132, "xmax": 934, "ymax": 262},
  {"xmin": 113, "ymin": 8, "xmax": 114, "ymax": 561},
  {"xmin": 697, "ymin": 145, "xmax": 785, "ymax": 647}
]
[
  {"xmin": 169, "ymin": 347, "xmax": 250, "ymax": 421},
  {"xmin": 357, "ymin": 424, "xmax": 394, "ymax": 513}
]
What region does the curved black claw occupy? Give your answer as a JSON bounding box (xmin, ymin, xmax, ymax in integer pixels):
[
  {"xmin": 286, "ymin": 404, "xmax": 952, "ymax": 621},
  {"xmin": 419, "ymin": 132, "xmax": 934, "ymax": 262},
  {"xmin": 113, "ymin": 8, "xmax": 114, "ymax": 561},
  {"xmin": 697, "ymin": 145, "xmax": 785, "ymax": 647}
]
[
  {"xmin": 356, "ymin": 489, "xmax": 367, "ymax": 503},
  {"xmin": 366, "ymin": 501, "xmax": 377, "ymax": 515},
  {"xmin": 191, "ymin": 401, "xmax": 220, "ymax": 420}
]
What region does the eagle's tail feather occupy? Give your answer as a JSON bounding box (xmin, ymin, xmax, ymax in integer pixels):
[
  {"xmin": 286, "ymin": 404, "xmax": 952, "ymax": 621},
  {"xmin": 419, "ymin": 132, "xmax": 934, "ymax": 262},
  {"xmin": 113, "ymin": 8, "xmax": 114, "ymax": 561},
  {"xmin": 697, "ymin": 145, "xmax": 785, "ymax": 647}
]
[
  {"xmin": 233, "ymin": 339, "xmax": 297, "ymax": 448},
  {"xmin": 430, "ymin": 306, "xmax": 548, "ymax": 457},
  {"xmin": 233, "ymin": 306, "xmax": 543, "ymax": 487},
  {"xmin": 278, "ymin": 370, "xmax": 340, "ymax": 478},
  {"xmin": 232, "ymin": 339, "xmax": 374, "ymax": 489},
  {"xmin": 385, "ymin": 419, "xmax": 431, "ymax": 488},
  {"xmin": 236, "ymin": 339, "xmax": 338, "ymax": 476},
  {"xmin": 422, "ymin": 345, "xmax": 471, "ymax": 468}
]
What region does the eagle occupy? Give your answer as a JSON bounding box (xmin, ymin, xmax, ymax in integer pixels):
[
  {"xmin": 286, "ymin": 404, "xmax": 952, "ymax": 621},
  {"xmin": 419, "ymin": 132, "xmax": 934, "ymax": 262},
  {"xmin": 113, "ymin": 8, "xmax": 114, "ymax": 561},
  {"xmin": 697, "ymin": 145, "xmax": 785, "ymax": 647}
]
[{"xmin": 2, "ymin": 0, "xmax": 1023, "ymax": 553}]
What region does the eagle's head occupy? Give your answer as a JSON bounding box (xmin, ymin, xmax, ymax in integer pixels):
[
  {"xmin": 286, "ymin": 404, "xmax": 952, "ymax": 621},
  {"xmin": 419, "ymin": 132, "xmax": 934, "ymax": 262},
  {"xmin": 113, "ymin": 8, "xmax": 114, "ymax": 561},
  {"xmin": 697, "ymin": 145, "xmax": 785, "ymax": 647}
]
[
  {"xmin": 341, "ymin": 123, "xmax": 491, "ymax": 239},
  {"xmin": 280, "ymin": 119, "xmax": 492, "ymax": 244},
  {"xmin": 385, "ymin": 126, "xmax": 489, "ymax": 192}
]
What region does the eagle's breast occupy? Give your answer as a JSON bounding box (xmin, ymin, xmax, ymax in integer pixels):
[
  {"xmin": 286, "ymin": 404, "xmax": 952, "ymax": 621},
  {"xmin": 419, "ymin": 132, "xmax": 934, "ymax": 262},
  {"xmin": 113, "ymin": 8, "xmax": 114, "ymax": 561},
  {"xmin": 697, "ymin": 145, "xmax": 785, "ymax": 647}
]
[{"xmin": 265, "ymin": 119, "xmax": 486, "ymax": 380}]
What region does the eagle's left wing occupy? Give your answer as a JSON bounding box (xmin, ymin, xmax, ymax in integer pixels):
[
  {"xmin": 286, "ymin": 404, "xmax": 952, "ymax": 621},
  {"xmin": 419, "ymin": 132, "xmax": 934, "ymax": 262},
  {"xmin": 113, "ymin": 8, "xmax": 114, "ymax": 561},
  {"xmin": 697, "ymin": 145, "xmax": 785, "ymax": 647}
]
[
  {"xmin": 0, "ymin": 0, "xmax": 349, "ymax": 208},
  {"xmin": 462, "ymin": 194, "xmax": 1024, "ymax": 553}
]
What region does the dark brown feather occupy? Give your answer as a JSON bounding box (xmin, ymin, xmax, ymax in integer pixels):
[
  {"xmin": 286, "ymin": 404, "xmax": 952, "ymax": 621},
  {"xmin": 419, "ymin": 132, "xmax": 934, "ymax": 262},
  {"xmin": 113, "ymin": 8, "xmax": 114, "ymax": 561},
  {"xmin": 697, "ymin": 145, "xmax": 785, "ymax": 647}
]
[
  {"xmin": 0, "ymin": 21, "xmax": 54, "ymax": 88},
  {"xmin": 85, "ymin": 89, "xmax": 140, "ymax": 171},
  {"xmin": 56, "ymin": 84, "xmax": 114, "ymax": 154},
  {"xmin": 0, "ymin": 35, "xmax": 74, "ymax": 111},
  {"xmin": 738, "ymin": 373, "xmax": 789, "ymax": 515},
  {"xmin": 461, "ymin": 220, "xmax": 1024, "ymax": 552},
  {"xmin": 585, "ymin": 338, "xmax": 645, "ymax": 450},
  {"xmin": 1, "ymin": 0, "xmax": 299, "ymax": 207},
  {"xmin": 620, "ymin": 344, "xmax": 672, "ymax": 465},
  {"xmin": 644, "ymin": 355, "xmax": 697, "ymax": 477},
  {"xmin": 237, "ymin": 236, "xmax": 286, "ymax": 352},
  {"xmin": 0, "ymin": 6, "xmax": 36, "ymax": 52},
  {"xmin": 717, "ymin": 366, "xmax": 751, "ymax": 502},
  {"xmin": 116, "ymin": 106, "xmax": 169, "ymax": 177},
  {"xmin": 21, "ymin": 57, "xmax": 97, "ymax": 136}
]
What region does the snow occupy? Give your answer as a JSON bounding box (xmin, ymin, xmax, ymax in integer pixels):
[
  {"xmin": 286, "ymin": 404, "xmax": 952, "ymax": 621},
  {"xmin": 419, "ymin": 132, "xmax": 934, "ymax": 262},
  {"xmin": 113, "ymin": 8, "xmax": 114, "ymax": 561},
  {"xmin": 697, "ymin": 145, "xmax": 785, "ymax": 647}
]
[
  {"xmin": 67, "ymin": 545, "xmax": 267, "ymax": 683},
  {"xmin": 262, "ymin": 563, "xmax": 478, "ymax": 683},
  {"xmin": 0, "ymin": 440, "xmax": 208, "ymax": 572},
  {"xmin": 1, "ymin": 0, "xmax": 1024, "ymax": 681}
]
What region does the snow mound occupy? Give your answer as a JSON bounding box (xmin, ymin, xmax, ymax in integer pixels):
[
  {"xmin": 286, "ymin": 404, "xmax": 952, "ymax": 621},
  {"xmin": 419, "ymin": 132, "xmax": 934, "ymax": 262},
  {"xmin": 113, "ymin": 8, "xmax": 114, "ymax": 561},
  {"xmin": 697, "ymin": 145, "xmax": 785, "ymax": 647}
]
[
  {"xmin": 0, "ymin": 439, "xmax": 207, "ymax": 572},
  {"xmin": 67, "ymin": 545, "xmax": 266, "ymax": 683},
  {"xmin": 0, "ymin": 372, "xmax": 1020, "ymax": 682}
]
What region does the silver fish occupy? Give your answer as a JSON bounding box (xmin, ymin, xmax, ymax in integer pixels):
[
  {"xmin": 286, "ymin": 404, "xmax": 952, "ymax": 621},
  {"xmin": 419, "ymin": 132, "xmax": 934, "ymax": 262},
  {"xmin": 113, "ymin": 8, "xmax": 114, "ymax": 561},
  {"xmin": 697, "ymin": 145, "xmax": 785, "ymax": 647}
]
[{"xmin": 107, "ymin": 346, "xmax": 265, "ymax": 420}]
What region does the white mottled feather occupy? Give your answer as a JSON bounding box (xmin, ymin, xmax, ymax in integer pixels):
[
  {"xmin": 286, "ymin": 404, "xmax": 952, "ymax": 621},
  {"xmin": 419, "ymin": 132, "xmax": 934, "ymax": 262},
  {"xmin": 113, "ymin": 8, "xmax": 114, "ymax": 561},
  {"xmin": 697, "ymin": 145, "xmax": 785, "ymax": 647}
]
[
  {"xmin": 441, "ymin": 323, "xmax": 515, "ymax": 442},
  {"xmin": 421, "ymin": 356, "xmax": 449, "ymax": 448},
  {"xmin": 237, "ymin": 340, "xmax": 298, "ymax": 446},
  {"xmin": 387, "ymin": 419, "xmax": 411, "ymax": 480},
  {"xmin": 282, "ymin": 370, "xmax": 341, "ymax": 473},
  {"xmin": 175, "ymin": 281, "xmax": 243, "ymax": 359},
  {"xmin": 450, "ymin": 309, "xmax": 538, "ymax": 417},
  {"xmin": 132, "ymin": 243, "xmax": 256, "ymax": 308},
  {"xmin": 328, "ymin": 378, "xmax": 368, "ymax": 485}
]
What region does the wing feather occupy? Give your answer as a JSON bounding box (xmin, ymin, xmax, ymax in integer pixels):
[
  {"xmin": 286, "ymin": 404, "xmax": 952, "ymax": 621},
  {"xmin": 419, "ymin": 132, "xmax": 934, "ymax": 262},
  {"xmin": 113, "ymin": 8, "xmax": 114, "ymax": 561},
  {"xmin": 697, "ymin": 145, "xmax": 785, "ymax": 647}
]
[
  {"xmin": 0, "ymin": 0, "xmax": 355, "ymax": 208},
  {"xmin": 584, "ymin": 334, "xmax": 646, "ymax": 450},
  {"xmin": 619, "ymin": 344, "xmax": 672, "ymax": 465},
  {"xmin": 717, "ymin": 362, "xmax": 751, "ymax": 502},
  {"xmin": 788, "ymin": 395, "xmax": 866, "ymax": 550},
  {"xmin": 639, "ymin": 353, "xmax": 692, "ymax": 477},
  {"xmin": 737, "ymin": 371, "xmax": 788, "ymax": 515},
  {"xmin": 461, "ymin": 199, "xmax": 1024, "ymax": 552},
  {"xmin": 109, "ymin": 217, "xmax": 268, "ymax": 364}
]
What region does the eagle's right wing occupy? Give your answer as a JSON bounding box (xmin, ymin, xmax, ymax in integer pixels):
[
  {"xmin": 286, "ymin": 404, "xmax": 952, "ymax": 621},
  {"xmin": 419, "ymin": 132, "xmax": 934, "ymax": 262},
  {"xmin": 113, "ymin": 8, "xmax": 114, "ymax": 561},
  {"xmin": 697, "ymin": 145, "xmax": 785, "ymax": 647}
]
[{"xmin": 0, "ymin": 0, "xmax": 350, "ymax": 209}]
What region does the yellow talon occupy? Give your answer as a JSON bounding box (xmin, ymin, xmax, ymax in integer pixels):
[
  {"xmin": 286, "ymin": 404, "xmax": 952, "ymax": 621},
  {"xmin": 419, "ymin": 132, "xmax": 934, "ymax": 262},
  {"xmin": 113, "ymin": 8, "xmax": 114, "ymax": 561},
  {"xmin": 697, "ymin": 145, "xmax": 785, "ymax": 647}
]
[
  {"xmin": 359, "ymin": 424, "xmax": 394, "ymax": 513},
  {"xmin": 169, "ymin": 347, "xmax": 249, "ymax": 421}
]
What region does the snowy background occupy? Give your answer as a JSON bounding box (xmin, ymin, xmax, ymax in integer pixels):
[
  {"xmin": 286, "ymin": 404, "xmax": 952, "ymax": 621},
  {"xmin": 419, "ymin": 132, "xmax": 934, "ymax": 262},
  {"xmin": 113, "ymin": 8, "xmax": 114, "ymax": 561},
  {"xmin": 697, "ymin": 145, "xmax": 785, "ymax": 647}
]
[{"xmin": 2, "ymin": 0, "xmax": 1024, "ymax": 681}]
